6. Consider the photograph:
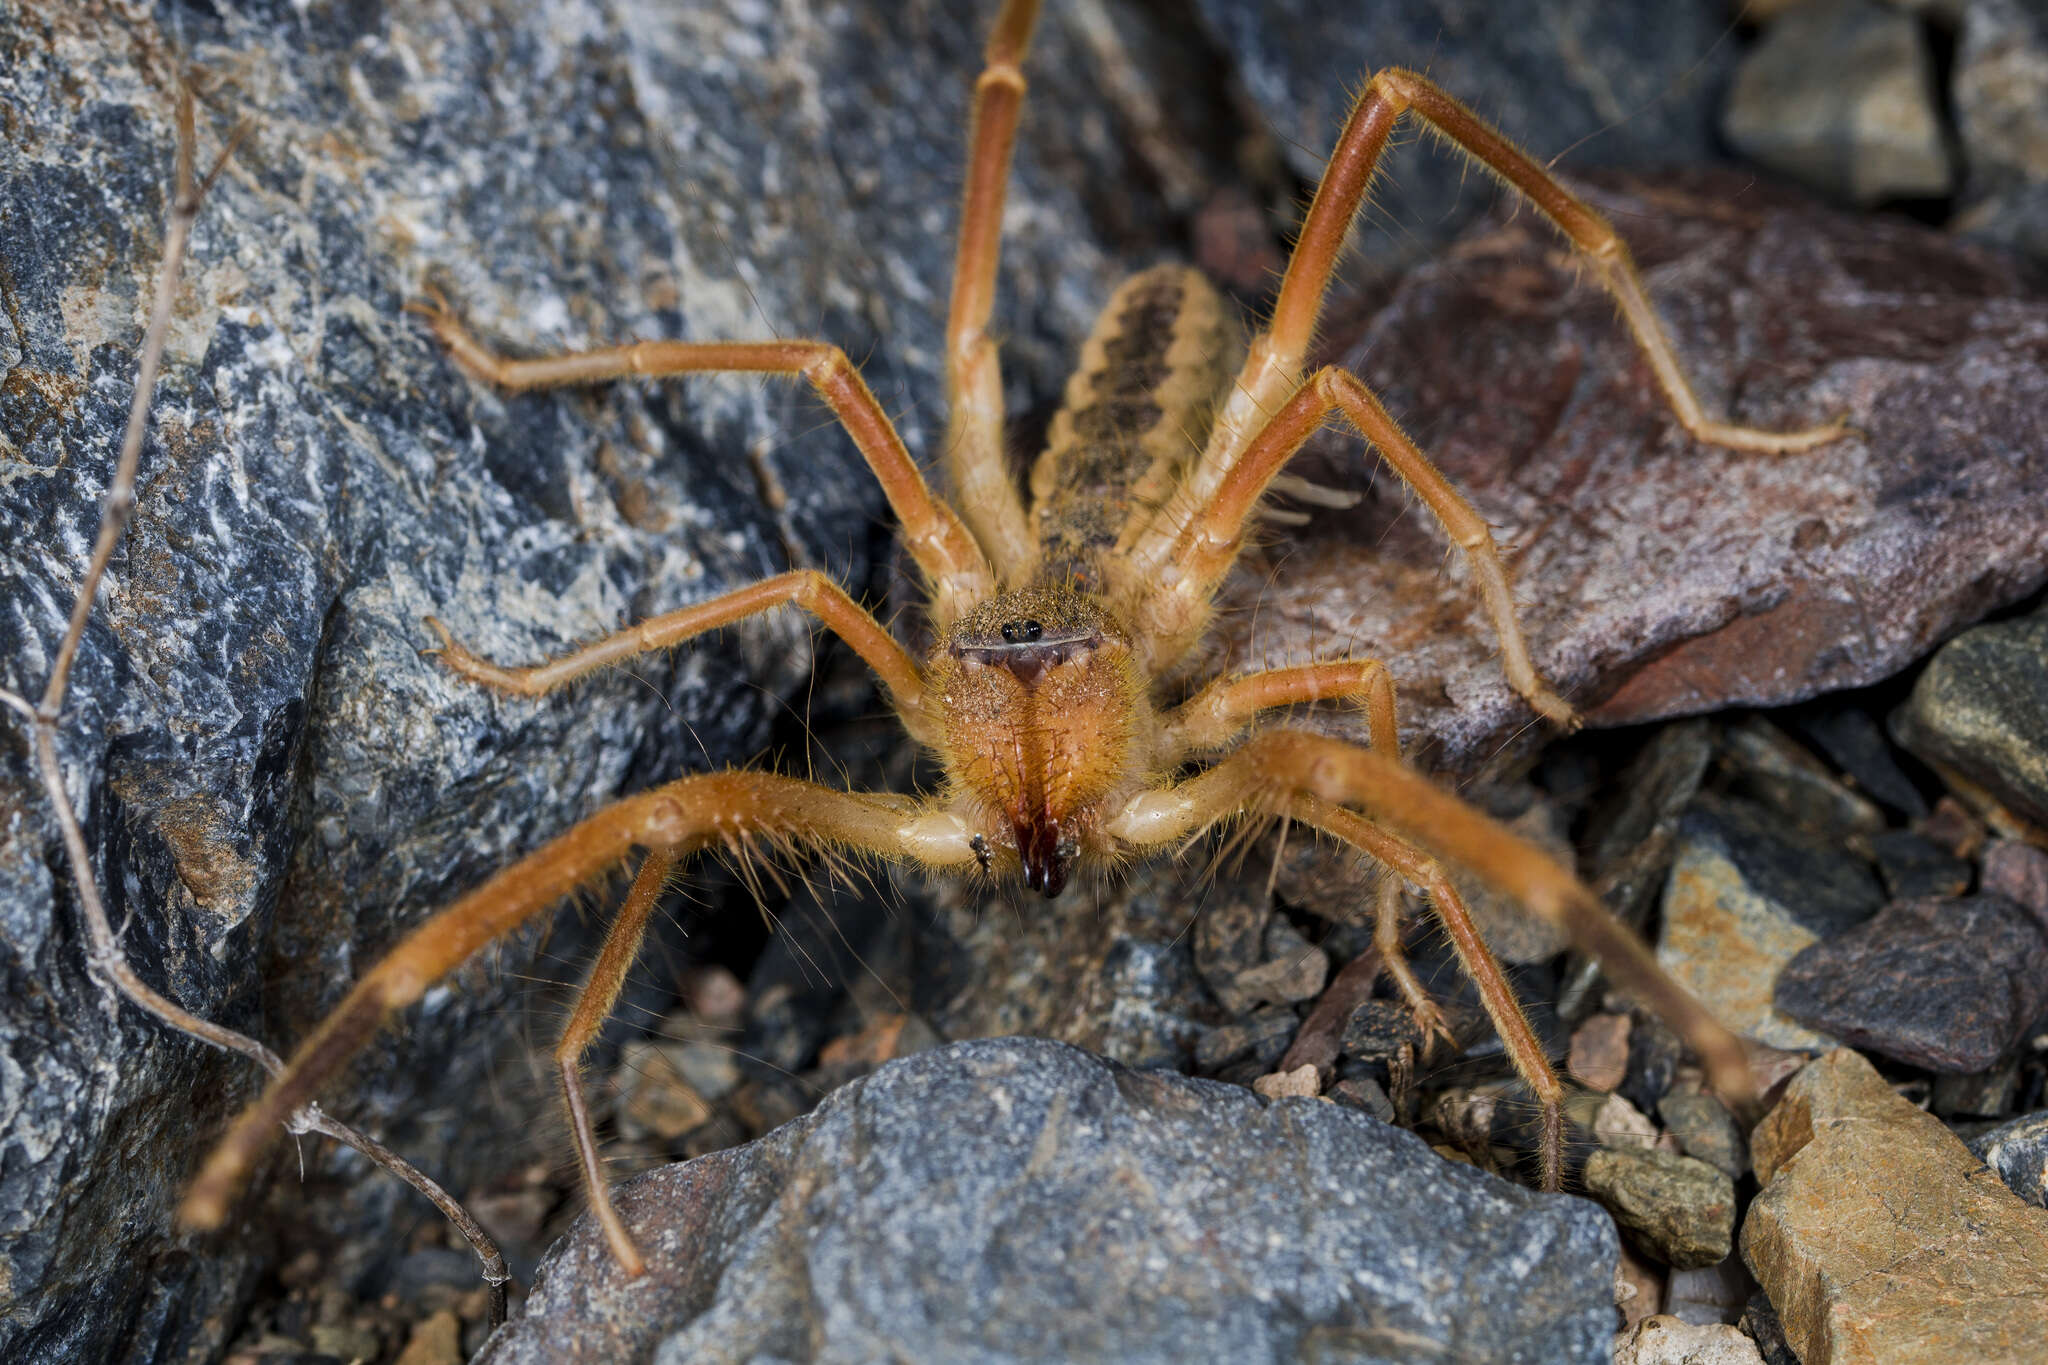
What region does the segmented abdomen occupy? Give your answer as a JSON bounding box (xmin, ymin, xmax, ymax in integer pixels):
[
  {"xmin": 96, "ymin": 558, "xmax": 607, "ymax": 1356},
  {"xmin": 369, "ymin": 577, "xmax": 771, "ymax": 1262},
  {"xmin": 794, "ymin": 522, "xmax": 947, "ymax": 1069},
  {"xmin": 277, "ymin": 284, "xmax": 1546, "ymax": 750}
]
[{"xmin": 1029, "ymin": 264, "xmax": 1243, "ymax": 590}]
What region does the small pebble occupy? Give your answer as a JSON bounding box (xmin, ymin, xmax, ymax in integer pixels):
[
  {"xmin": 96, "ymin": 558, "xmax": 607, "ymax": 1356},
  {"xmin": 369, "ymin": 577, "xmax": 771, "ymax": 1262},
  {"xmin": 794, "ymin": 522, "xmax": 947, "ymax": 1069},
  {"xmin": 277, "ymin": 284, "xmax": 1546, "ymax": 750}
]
[
  {"xmin": 1918, "ymin": 795, "xmax": 1988, "ymax": 859},
  {"xmin": 1569, "ymin": 1013, "xmax": 1631, "ymax": 1092},
  {"xmin": 1664, "ymin": 1255, "xmax": 1752, "ymax": 1327},
  {"xmin": 1720, "ymin": 716, "xmax": 1887, "ymax": 839},
  {"xmin": 1252, "ymin": 1064, "xmax": 1320, "ymax": 1100},
  {"xmin": 1658, "ymin": 1093, "xmax": 1748, "ymax": 1180},
  {"xmin": 1970, "ymin": 1108, "xmax": 2048, "ymax": 1208},
  {"xmin": 394, "ymin": 1310, "xmax": 465, "ymax": 1365},
  {"xmin": 1793, "ymin": 705, "xmax": 1928, "ymax": 818},
  {"xmin": 1591, "ymin": 1092, "xmax": 1661, "ymax": 1151},
  {"xmin": 617, "ymin": 1040, "xmax": 714, "ymax": 1142},
  {"xmin": 1613, "ymin": 1315, "xmax": 1765, "ymax": 1365},
  {"xmin": 1868, "ymin": 829, "xmax": 1972, "ymax": 900},
  {"xmin": 1615, "ymin": 1241, "xmax": 1666, "ymax": 1330},
  {"xmin": 1583, "ymin": 1147, "xmax": 1735, "ymax": 1269},
  {"xmin": 1328, "ymin": 1077, "xmax": 1396, "ymax": 1124},
  {"xmin": 1891, "ymin": 607, "xmax": 2048, "ymax": 829},
  {"xmin": 1982, "ymin": 839, "xmax": 2048, "ymax": 916}
]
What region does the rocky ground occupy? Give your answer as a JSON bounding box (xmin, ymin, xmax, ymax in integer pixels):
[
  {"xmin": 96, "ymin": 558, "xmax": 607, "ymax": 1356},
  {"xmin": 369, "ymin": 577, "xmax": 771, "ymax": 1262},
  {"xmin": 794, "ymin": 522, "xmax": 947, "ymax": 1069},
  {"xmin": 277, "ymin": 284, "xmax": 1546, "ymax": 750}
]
[{"xmin": 3, "ymin": 2, "xmax": 2047, "ymax": 1363}]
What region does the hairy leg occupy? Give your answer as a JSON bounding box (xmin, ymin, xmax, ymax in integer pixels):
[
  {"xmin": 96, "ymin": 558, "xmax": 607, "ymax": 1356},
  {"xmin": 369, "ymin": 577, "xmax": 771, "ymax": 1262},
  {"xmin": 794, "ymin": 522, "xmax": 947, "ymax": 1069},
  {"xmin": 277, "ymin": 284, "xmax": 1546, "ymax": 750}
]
[
  {"xmin": 414, "ymin": 303, "xmax": 992, "ymax": 626},
  {"xmin": 943, "ymin": 0, "xmax": 1042, "ymax": 582},
  {"xmin": 1105, "ymin": 730, "xmax": 1754, "ymax": 1119},
  {"xmin": 1163, "ymin": 658, "xmax": 1396, "ymax": 755},
  {"xmin": 1298, "ymin": 795, "xmax": 1567, "ymax": 1190},
  {"xmin": 555, "ymin": 847, "xmax": 676, "ymax": 1276},
  {"xmin": 1187, "ymin": 66, "xmax": 1847, "ymax": 506},
  {"xmin": 427, "ymin": 568, "xmax": 934, "ymax": 743},
  {"xmin": 1132, "ymin": 364, "xmax": 1573, "ymax": 724},
  {"xmin": 181, "ymin": 774, "xmax": 976, "ymax": 1242}
]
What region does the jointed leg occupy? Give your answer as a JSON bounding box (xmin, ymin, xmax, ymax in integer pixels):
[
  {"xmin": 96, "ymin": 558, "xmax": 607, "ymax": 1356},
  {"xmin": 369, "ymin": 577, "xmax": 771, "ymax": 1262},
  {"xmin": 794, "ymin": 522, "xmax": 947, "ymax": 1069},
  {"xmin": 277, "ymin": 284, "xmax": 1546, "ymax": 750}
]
[
  {"xmin": 555, "ymin": 847, "xmax": 675, "ymax": 1276},
  {"xmin": 942, "ymin": 0, "xmax": 1042, "ymax": 582},
  {"xmin": 1163, "ymin": 658, "xmax": 1397, "ymax": 755},
  {"xmin": 181, "ymin": 773, "xmax": 974, "ymax": 1245},
  {"xmin": 1105, "ymin": 729, "xmax": 1755, "ymax": 1118},
  {"xmin": 427, "ymin": 568, "xmax": 935, "ymax": 742},
  {"xmin": 413, "ymin": 304, "xmax": 992, "ymax": 626},
  {"xmin": 1301, "ymin": 795, "xmax": 1566, "ymax": 1190},
  {"xmin": 1194, "ymin": 66, "xmax": 1847, "ymax": 498},
  {"xmin": 1134, "ymin": 366, "xmax": 1574, "ymax": 725}
]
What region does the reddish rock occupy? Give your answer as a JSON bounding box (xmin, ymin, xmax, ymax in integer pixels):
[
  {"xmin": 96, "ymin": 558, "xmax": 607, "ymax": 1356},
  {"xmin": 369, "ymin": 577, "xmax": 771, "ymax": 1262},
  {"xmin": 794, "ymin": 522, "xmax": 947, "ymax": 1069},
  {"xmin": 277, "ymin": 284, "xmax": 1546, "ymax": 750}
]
[{"xmin": 1203, "ymin": 170, "xmax": 2048, "ymax": 767}]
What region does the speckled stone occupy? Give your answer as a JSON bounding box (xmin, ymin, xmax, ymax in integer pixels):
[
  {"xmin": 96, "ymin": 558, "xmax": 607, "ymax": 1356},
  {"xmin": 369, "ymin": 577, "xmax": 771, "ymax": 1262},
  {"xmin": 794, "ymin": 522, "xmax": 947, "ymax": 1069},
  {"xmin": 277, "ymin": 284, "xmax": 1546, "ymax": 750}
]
[
  {"xmin": 1773, "ymin": 895, "xmax": 2048, "ymax": 1073},
  {"xmin": 479, "ymin": 1039, "xmax": 1621, "ymax": 1365},
  {"xmin": 1745, "ymin": 1049, "xmax": 2048, "ymax": 1363}
]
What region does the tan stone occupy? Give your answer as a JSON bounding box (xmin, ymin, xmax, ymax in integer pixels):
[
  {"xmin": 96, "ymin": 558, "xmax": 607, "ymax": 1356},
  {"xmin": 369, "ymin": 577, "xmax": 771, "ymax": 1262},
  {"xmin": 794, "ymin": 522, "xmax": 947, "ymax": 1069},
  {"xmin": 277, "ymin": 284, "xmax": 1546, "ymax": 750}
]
[
  {"xmin": 1743, "ymin": 1048, "xmax": 2048, "ymax": 1363},
  {"xmin": 1613, "ymin": 1316, "xmax": 1765, "ymax": 1365},
  {"xmin": 394, "ymin": 1309, "xmax": 464, "ymax": 1365},
  {"xmin": 1568, "ymin": 1012, "xmax": 1631, "ymax": 1091}
]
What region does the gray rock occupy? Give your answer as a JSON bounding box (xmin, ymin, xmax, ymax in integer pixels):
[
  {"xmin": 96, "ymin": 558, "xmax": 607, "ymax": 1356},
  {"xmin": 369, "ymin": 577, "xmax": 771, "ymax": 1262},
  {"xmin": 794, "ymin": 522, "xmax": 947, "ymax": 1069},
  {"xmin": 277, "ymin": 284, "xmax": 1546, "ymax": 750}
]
[
  {"xmin": 1722, "ymin": 0, "xmax": 1951, "ymax": 205},
  {"xmin": 1955, "ymin": 0, "xmax": 2048, "ymax": 190},
  {"xmin": 1970, "ymin": 1109, "xmax": 2048, "ymax": 1208},
  {"xmin": 1790, "ymin": 704, "xmax": 1929, "ymax": 820},
  {"xmin": 1195, "ymin": 0, "xmax": 1740, "ymax": 271},
  {"xmin": 1657, "ymin": 1092, "xmax": 1749, "ymax": 1181},
  {"xmin": 1582, "ymin": 1146, "xmax": 1736, "ymax": 1271},
  {"xmin": 0, "ymin": 2, "xmax": 1155, "ymax": 1357},
  {"xmin": 1869, "ymin": 829, "xmax": 1974, "ymax": 900},
  {"xmin": 1774, "ymin": 894, "xmax": 2048, "ymax": 1072},
  {"xmin": 1719, "ymin": 716, "xmax": 1886, "ymax": 842},
  {"xmin": 478, "ymin": 1038, "xmax": 1621, "ymax": 1365},
  {"xmin": 1892, "ymin": 608, "xmax": 2048, "ymax": 828}
]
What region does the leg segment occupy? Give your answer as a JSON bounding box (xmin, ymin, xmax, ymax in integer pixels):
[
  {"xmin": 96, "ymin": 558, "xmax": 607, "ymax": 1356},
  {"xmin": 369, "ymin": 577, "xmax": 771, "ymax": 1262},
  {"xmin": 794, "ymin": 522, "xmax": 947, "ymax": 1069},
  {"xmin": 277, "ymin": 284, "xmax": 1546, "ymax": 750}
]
[
  {"xmin": 1134, "ymin": 366, "xmax": 1574, "ymax": 725},
  {"xmin": 1105, "ymin": 729, "xmax": 1755, "ymax": 1117},
  {"xmin": 181, "ymin": 774, "xmax": 974, "ymax": 1244},
  {"xmin": 426, "ymin": 569, "xmax": 934, "ymax": 742},
  {"xmin": 1195, "ymin": 66, "xmax": 1847, "ymax": 499},
  {"xmin": 414, "ymin": 303, "xmax": 992, "ymax": 626},
  {"xmin": 555, "ymin": 847, "xmax": 676, "ymax": 1276},
  {"xmin": 1301, "ymin": 795, "xmax": 1566, "ymax": 1191},
  {"xmin": 943, "ymin": 0, "xmax": 1042, "ymax": 582},
  {"xmin": 1163, "ymin": 657, "xmax": 1396, "ymax": 756}
]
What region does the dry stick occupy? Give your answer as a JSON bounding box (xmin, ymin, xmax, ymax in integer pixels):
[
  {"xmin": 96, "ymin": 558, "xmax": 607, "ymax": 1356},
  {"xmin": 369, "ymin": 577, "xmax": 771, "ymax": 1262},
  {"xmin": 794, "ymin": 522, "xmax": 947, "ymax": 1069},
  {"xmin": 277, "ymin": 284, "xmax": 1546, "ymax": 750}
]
[{"xmin": 0, "ymin": 87, "xmax": 509, "ymax": 1328}]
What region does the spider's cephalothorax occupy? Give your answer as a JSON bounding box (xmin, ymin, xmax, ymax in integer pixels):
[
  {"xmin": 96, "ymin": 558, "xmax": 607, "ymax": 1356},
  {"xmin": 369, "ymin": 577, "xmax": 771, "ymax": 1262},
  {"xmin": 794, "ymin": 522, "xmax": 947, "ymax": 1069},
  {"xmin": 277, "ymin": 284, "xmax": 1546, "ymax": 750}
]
[{"xmin": 183, "ymin": 0, "xmax": 1848, "ymax": 1279}]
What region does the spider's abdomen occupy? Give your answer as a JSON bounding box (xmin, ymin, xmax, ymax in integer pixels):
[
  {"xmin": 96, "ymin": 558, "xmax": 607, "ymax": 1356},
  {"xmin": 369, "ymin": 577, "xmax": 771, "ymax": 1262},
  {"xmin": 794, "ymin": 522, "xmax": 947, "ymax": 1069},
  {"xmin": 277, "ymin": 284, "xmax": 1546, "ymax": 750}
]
[{"xmin": 1028, "ymin": 265, "xmax": 1244, "ymax": 591}]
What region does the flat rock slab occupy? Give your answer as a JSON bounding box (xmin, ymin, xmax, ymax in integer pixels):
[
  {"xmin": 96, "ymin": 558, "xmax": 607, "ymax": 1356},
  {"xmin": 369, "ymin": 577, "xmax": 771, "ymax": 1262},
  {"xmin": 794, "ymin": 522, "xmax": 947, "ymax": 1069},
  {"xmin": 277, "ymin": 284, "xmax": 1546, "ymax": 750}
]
[
  {"xmin": 1201, "ymin": 169, "xmax": 2048, "ymax": 769},
  {"xmin": 1774, "ymin": 895, "xmax": 2048, "ymax": 1072},
  {"xmin": 481, "ymin": 1038, "xmax": 1619, "ymax": 1365},
  {"xmin": 1744, "ymin": 1049, "xmax": 2048, "ymax": 1364}
]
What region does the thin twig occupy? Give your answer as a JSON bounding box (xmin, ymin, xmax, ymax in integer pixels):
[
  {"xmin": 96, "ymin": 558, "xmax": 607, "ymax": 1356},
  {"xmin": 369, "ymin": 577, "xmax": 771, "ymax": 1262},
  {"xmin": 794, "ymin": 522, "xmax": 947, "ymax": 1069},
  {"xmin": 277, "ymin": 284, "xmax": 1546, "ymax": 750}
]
[{"xmin": 8, "ymin": 83, "xmax": 508, "ymax": 1325}]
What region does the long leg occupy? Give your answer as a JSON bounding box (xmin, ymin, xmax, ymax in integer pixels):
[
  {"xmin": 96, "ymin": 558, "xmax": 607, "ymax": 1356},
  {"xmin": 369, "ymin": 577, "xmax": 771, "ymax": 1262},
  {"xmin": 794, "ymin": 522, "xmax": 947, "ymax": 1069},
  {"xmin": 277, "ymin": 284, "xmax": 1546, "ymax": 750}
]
[
  {"xmin": 1189, "ymin": 66, "xmax": 1846, "ymax": 508},
  {"xmin": 1163, "ymin": 661, "xmax": 1455, "ymax": 1055},
  {"xmin": 1131, "ymin": 364, "xmax": 1573, "ymax": 724},
  {"xmin": 426, "ymin": 568, "xmax": 936, "ymax": 743},
  {"xmin": 556, "ymin": 846, "xmax": 675, "ymax": 1276},
  {"xmin": 1164, "ymin": 658, "xmax": 1397, "ymax": 755},
  {"xmin": 943, "ymin": 0, "xmax": 1042, "ymax": 583},
  {"xmin": 1300, "ymin": 794, "xmax": 1566, "ymax": 1190},
  {"xmin": 1104, "ymin": 729, "xmax": 1754, "ymax": 1116},
  {"xmin": 180, "ymin": 773, "xmax": 977, "ymax": 1240},
  {"xmin": 413, "ymin": 303, "xmax": 992, "ymax": 627}
]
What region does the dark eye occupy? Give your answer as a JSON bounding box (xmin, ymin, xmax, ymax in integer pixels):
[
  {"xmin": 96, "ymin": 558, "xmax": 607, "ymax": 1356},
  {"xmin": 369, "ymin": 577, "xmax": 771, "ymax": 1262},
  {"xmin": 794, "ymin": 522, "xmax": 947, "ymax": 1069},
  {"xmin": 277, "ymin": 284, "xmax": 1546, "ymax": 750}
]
[{"xmin": 999, "ymin": 618, "xmax": 1043, "ymax": 644}]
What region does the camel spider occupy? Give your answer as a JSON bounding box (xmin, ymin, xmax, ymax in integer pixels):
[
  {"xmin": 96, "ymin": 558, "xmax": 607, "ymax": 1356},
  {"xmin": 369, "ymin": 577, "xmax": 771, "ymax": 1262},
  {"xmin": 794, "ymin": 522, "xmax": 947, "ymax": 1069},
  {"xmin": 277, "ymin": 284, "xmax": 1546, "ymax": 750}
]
[{"xmin": 180, "ymin": 0, "xmax": 1845, "ymax": 1276}]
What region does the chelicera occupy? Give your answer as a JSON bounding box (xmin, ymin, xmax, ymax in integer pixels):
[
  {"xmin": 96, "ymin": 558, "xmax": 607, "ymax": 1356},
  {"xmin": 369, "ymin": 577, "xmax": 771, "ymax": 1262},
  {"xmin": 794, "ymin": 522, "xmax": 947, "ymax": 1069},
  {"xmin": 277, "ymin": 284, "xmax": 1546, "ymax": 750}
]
[{"xmin": 180, "ymin": 0, "xmax": 1844, "ymax": 1274}]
